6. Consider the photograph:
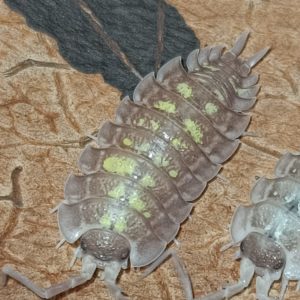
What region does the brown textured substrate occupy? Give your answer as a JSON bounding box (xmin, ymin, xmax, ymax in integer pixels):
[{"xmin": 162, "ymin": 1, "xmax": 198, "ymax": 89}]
[{"xmin": 1, "ymin": 0, "xmax": 300, "ymax": 299}]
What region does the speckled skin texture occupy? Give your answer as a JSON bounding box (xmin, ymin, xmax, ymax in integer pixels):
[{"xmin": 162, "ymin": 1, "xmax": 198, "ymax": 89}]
[
  {"xmin": 240, "ymin": 232, "xmax": 285, "ymax": 270},
  {"xmin": 1, "ymin": 0, "xmax": 300, "ymax": 299}
]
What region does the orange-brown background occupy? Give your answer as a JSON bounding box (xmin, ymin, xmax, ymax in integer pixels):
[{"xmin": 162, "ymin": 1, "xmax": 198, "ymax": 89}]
[{"xmin": 1, "ymin": 0, "xmax": 300, "ymax": 299}]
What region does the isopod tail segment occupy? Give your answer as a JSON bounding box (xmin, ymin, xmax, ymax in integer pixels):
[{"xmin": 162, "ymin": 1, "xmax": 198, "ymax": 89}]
[
  {"xmin": 1, "ymin": 31, "xmax": 269, "ymax": 300},
  {"xmin": 186, "ymin": 30, "xmax": 270, "ymax": 112}
]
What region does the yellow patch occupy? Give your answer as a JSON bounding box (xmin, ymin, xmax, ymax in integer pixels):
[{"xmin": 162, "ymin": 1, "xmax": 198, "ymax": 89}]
[
  {"xmin": 103, "ymin": 156, "xmax": 137, "ymax": 176},
  {"xmin": 150, "ymin": 119, "xmax": 160, "ymax": 131},
  {"xmin": 183, "ymin": 119, "xmax": 203, "ymax": 144},
  {"xmin": 123, "ymin": 137, "xmax": 133, "ymax": 146},
  {"xmin": 108, "ymin": 183, "xmax": 126, "ymax": 199},
  {"xmin": 129, "ymin": 193, "xmax": 146, "ymax": 212},
  {"xmin": 153, "ymin": 100, "xmax": 177, "ymax": 113},
  {"xmin": 143, "ymin": 212, "xmax": 151, "ymax": 218},
  {"xmin": 169, "ymin": 170, "xmax": 178, "ymax": 178},
  {"xmin": 139, "ymin": 174, "xmax": 156, "ymax": 188},
  {"xmin": 100, "ymin": 213, "xmax": 111, "ymax": 229},
  {"xmin": 171, "ymin": 137, "xmax": 188, "ymax": 150},
  {"xmin": 153, "ymin": 154, "xmax": 170, "ymax": 167},
  {"xmin": 137, "ymin": 118, "xmax": 145, "ymax": 126},
  {"xmin": 176, "ymin": 82, "xmax": 193, "ymax": 99},
  {"xmin": 114, "ymin": 217, "xmax": 127, "ymax": 233},
  {"xmin": 204, "ymin": 102, "xmax": 218, "ymax": 115},
  {"xmin": 128, "ymin": 193, "xmax": 151, "ymax": 218}
]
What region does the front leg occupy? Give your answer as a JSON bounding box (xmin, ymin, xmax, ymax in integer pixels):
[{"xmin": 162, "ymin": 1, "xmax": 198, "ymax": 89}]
[
  {"xmin": 256, "ymin": 269, "xmax": 282, "ymax": 300},
  {"xmin": 103, "ymin": 261, "xmax": 129, "ymax": 300},
  {"xmin": 1, "ymin": 255, "xmax": 97, "ymax": 299}
]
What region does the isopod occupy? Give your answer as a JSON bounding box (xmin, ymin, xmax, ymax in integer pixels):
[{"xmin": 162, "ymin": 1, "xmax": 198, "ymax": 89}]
[
  {"xmin": 1, "ymin": 32, "xmax": 268, "ymax": 299},
  {"xmin": 201, "ymin": 152, "xmax": 300, "ymax": 300}
]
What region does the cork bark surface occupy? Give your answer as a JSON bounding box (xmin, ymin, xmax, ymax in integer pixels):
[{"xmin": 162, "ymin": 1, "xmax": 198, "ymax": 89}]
[{"xmin": 1, "ymin": 0, "xmax": 300, "ymax": 299}]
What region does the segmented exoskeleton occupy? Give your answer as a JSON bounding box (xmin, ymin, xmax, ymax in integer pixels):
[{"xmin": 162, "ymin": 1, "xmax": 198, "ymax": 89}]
[
  {"xmin": 201, "ymin": 152, "xmax": 300, "ymax": 300},
  {"xmin": 0, "ymin": 32, "xmax": 269, "ymax": 299}
]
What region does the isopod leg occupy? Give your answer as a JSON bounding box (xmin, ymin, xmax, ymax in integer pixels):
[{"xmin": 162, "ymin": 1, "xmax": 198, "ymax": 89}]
[
  {"xmin": 103, "ymin": 261, "xmax": 129, "ymax": 300},
  {"xmin": 0, "ymin": 255, "xmax": 97, "ymax": 299},
  {"xmin": 279, "ymin": 275, "xmax": 288, "ymax": 300},
  {"xmin": 256, "ymin": 269, "xmax": 282, "ymax": 300},
  {"xmin": 49, "ymin": 202, "xmax": 61, "ymax": 214},
  {"xmin": 197, "ymin": 257, "xmax": 255, "ymax": 300},
  {"xmin": 141, "ymin": 248, "xmax": 194, "ymax": 300}
]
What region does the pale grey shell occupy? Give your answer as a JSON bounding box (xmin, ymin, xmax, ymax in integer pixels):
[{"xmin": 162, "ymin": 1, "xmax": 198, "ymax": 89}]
[
  {"xmin": 231, "ymin": 152, "xmax": 300, "ymax": 279},
  {"xmin": 58, "ymin": 32, "xmax": 268, "ymax": 267}
]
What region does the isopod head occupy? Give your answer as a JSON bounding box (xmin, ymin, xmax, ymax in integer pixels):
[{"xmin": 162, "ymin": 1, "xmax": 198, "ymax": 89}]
[
  {"xmin": 80, "ymin": 229, "xmax": 130, "ymax": 266},
  {"xmin": 240, "ymin": 232, "xmax": 286, "ymax": 271}
]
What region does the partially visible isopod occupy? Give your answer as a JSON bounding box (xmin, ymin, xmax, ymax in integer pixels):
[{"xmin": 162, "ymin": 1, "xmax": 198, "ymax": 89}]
[{"xmin": 200, "ymin": 152, "xmax": 300, "ymax": 300}]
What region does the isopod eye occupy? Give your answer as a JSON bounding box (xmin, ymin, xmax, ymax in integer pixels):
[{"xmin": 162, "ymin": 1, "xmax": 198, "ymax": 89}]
[{"xmin": 80, "ymin": 229, "xmax": 130, "ymax": 263}]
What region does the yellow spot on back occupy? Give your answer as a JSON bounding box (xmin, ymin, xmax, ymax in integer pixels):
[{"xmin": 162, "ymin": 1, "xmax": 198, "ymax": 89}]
[
  {"xmin": 129, "ymin": 193, "xmax": 146, "ymax": 212},
  {"xmin": 204, "ymin": 102, "xmax": 218, "ymax": 115},
  {"xmin": 150, "ymin": 120, "xmax": 160, "ymax": 131},
  {"xmin": 171, "ymin": 137, "xmax": 188, "ymax": 150},
  {"xmin": 143, "ymin": 212, "xmax": 151, "ymax": 218},
  {"xmin": 114, "ymin": 217, "xmax": 127, "ymax": 233},
  {"xmin": 108, "ymin": 183, "xmax": 126, "ymax": 199},
  {"xmin": 153, "ymin": 100, "xmax": 177, "ymax": 113},
  {"xmin": 103, "ymin": 156, "xmax": 137, "ymax": 176},
  {"xmin": 128, "ymin": 193, "xmax": 151, "ymax": 218},
  {"xmin": 153, "ymin": 154, "xmax": 170, "ymax": 167},
  {"xmin": 183, "ymin": 119, "xmax": 203, "ymax": 144},
  {"xmin": 123, "ymin": 138, "xmax": 133, "ymax": 146},
  {"xmin": 137, "ymin": 118, "xmax": 145, "ymax": 126},
  {"xmin": 169, "ymin": 170, "xmax": 178, "ymax": 178},
  {"xmin": 139, "ymin": 174, "xmax": 156, "ymax": 188},
  {"xmin": 176, "ymin": 83, "xmax": 193, "ymax": 99},
  {"xmin": 100, "ymin": 213, "xmax": 111, "ymax": 229}
]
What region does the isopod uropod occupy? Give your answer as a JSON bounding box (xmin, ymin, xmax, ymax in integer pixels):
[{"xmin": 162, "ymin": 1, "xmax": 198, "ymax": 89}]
[{"xmin": 0, "ymin": 31, "xmax": 268, "ymax": 300}]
